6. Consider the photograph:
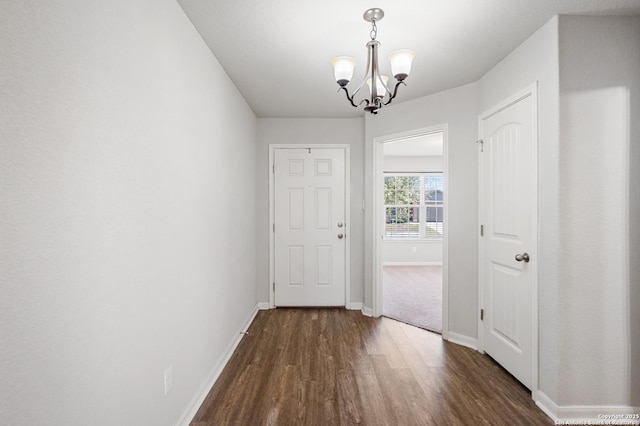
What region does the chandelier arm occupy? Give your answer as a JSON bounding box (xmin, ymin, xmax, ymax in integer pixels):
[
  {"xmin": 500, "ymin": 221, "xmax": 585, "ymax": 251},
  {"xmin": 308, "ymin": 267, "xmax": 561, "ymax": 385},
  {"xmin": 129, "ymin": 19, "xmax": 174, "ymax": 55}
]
[
  {"xmin": 340, "ymin": 86, "xmax": 359, "ymax": 108},
  {"xmin": 349, "ymin": 40, "xmax": 374, "ymax": 100},
  {"xmin": 380, "ymin": 75, "xmax": 393, "ymax": 97},
  {"xmin": 369, "ymin": 42, "xmax": 379, "ymax": 100},
  {"xmin": 351, "ymin": 80, "xmax": 366, "ymax": 99},
  {"xmin": 383, "ymin": 80, "xmax": 405, "ymax": 106}
]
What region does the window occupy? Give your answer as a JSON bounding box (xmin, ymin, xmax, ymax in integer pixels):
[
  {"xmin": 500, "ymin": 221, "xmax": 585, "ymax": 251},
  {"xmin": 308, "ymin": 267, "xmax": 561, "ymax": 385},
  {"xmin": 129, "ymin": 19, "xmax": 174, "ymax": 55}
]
[{"xmin": 384, "ymin": 173, "xmax": 443, "ymax": 239}]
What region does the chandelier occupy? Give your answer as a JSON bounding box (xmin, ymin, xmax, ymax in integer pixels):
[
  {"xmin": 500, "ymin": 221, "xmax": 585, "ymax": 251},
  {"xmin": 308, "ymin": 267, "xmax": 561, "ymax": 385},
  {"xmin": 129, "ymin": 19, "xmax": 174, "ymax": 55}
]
[{"xmin": 331, "ymin": 8, "xmax": 415, "ymax": 115}]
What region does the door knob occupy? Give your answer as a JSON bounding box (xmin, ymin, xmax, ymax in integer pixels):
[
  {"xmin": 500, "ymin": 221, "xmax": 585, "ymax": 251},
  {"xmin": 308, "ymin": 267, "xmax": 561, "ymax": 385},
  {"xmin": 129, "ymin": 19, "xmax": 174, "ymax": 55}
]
[
  {"xmin": 337, "ymin": 233, "xmax": 344, "ymax": 239},
  {"xmin": 515, "ymin": 253, "xmax": 530, "ymax": 263}
]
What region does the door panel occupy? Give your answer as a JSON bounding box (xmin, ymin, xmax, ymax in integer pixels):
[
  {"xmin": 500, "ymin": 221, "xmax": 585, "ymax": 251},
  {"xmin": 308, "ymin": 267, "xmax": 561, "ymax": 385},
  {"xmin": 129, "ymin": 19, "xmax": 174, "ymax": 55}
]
[
  {"xmin": 490, "ymin": 263, "xmax": 522, "ymax": 351},
  {"xmin": 315, "ymin": 246, "xmax": 332, "ymax": 285},
  {"xmin": 315, "ymin": 188, "xmax": 331, "ymax": 230},
  {"xmin": 480, "ymin": 90, "xmax": 536, "ymax": 390},
  {"xmin": 288, "ymin": 246, "xmax": 304, "ymax": 286},
  {"xmin": 274, "ymin": 148, "xmax": 346, "ymax": 306},
  {"xmin": 288, "ymin": 189, "xmax": 304, "ymax": 229}
]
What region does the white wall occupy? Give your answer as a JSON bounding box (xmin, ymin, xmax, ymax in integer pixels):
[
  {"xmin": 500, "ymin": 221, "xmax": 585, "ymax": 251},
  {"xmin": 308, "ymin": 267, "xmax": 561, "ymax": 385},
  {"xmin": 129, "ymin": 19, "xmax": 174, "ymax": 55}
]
[
  {"xmin": 383, "ymin": 241, "xmax": 443, "ymax": 265},
  {"xmin": 0, "ymin": 1, "xmax": 258, "ymax": 425},
  {"xmin": 478, "ymin": 16, "xmax": 560, "ymax": 403},
  {"xmin": 256, "ymin": 118, "xmax": 365, "ymax": 306},
  {"xmin": 558, "ymin": 15, "xmax": 640, "ymax": 408},
  {"xmin": 364, "ymin": 82, "xmax": 479, "ymax": 338},
  {"xmin": 383, "ymin": 155, "xmax": 444, "ymax": 172}
]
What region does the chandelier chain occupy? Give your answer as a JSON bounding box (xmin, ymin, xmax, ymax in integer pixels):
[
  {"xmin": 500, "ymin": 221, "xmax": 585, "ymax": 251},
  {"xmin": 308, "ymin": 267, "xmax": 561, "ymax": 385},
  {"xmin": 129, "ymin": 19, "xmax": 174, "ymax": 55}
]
[{"xmin": 370, "ymin": 20, "xmax": 377, "ymax": 40}]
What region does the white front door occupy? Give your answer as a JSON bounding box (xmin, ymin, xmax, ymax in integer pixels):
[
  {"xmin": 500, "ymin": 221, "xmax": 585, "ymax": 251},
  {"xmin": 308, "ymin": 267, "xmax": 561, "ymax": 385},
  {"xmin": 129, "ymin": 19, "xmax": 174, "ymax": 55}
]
[
  {"xmin": 273, "ymin": 148, "xmax": 346, "ymax": 306},
  {"xmin": 479, "ymin": 86, "xmax": 537, "ymax": 390}
]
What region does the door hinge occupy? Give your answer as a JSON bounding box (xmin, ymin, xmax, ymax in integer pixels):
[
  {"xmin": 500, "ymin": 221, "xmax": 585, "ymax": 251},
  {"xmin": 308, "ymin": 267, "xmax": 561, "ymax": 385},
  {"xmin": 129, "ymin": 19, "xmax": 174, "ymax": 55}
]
[
  {"xmin": 273, "ymin": 223, "xmax": 275, "ymax": 232},
  {"xmin": 272, "ymin": 164, "xmax": 275, "ymax": 174},
  {"xmin": 273, "ymin": 282, "xmax": 275, "ymax": 292},
  {"xmin": 480, "ymin": 224, "xmax": 484, "ymax": 237},
  {"xmin": 480, "ymin": 308, "xmax": 484, "ymax": 321},
  {"xmin": 477, "ymin": 139, "xmax": 484, "ymax": 152}
]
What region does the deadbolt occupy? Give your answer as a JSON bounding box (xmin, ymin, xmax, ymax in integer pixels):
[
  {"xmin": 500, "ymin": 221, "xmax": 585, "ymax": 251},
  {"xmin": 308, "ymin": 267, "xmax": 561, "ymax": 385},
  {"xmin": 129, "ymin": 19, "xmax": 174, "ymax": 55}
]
[
  {"xmin": 337, "ymin": 222, "xmax": 343, "ymax": 228},
  {"xmin": 515, "ymin": 253, "xmax": 530, "ymax": 263}
]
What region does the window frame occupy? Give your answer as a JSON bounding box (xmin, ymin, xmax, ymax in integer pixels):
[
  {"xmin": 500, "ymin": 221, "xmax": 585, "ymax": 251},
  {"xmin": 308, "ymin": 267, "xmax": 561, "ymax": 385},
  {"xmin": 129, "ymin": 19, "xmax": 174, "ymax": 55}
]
[{"xmin": 383, "ymin": 172, "xmax": 444, "ymax": 241}]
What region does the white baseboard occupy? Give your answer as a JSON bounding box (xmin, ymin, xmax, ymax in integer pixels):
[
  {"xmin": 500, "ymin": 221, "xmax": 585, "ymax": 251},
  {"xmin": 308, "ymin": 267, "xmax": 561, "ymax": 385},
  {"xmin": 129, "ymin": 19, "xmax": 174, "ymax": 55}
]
[
  {"xmin": 533, "ymin": 390, "xmax": 558, "ymax": 422},
  {"xmin": 176, "ymin": 303, "xmax": 261, "ymax": 426},
  {"xmin": 346, "ymin": 302, "xmax": 363, "ymax": 311},
  {"xmin": 445, "ymin": 331, "xmax": 478, "ymax": 350},
  {"xmin": 534, "ymin": 390, "xmax": 640, "ymax": 424},
  {"xmin": 361, "ymin": 306, "xmax": 374, "ymax": 317},
  {"xmin": 257, "ymin": 301, "xmax": 271, "ymax": 310},
  {"xmin": 383, "ymin": 261, "xmax": 443, "ymax": 266}
]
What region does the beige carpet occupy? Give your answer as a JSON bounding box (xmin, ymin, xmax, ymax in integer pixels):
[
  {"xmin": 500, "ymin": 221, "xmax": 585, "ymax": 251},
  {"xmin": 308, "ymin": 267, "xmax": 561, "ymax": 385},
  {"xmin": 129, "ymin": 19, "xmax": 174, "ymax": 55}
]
[{"xmin": 383, "ymin": 265, "xmax": 442, "ymax": 333}]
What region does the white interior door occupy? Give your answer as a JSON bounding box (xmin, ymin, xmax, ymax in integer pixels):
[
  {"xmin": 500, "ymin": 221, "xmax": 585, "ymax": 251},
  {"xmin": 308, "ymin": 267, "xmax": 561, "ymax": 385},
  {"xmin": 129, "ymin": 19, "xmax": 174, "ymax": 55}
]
[
  {"xmin": 479, "ymin": 87, "xmax": 537, "ymax": 390},
  {"xmin": 274, "ymin": 148, "xmax": 346, "ymax": 306}
]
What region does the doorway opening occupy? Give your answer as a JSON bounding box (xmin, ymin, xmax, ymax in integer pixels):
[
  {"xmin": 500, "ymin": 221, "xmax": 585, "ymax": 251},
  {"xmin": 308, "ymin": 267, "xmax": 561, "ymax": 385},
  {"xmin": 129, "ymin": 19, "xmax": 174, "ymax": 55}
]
[{"xmin": 374, "ymin": 128, "xmax": 447, "ymax": 334}]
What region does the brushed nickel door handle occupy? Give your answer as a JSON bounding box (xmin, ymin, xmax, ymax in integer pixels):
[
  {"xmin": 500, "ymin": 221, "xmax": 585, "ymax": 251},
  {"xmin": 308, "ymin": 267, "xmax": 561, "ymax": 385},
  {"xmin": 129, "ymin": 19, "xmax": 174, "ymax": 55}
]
[{"xmin": 515, "ymin": 253, "xmax": 530, "ymax": 263}]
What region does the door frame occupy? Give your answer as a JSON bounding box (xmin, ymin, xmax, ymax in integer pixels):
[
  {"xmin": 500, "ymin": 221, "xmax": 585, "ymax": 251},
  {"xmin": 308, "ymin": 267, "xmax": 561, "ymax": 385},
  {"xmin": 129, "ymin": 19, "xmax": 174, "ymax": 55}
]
[
  {"xmin": 372, "ymin": 124, "xmax": 449, "ymax": 339},
  {"xmin": 268, "ymin": 144, "xmax": 351, "ymax": 309},
  {"xmin": 477, "ymin": 83, "xmax": 539, "ymax": 392}
]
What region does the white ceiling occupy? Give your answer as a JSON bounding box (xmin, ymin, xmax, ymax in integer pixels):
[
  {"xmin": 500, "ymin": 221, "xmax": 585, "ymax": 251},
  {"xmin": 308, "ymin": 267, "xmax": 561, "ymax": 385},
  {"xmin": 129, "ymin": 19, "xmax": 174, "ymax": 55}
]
[{"xmin": 177, "ymin": 0, "xmax": 640, "ymax": 118}]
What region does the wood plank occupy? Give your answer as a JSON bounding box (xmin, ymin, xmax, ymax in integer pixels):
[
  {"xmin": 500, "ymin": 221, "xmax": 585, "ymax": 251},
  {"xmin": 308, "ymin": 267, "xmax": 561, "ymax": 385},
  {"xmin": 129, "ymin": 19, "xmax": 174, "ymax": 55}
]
[{"xmin": 370, "ymin": 355, "xmax": 435, "ymax": 425}]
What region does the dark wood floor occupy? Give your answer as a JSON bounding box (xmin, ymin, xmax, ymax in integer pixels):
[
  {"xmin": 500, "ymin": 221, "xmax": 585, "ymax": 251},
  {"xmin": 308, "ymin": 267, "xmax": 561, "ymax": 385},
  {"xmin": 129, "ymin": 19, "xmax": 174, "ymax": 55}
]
[{"xmin": 191, "ymin": 309, "xmax": 552, "ymax": 425}]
